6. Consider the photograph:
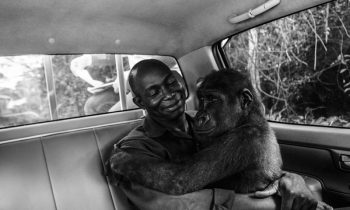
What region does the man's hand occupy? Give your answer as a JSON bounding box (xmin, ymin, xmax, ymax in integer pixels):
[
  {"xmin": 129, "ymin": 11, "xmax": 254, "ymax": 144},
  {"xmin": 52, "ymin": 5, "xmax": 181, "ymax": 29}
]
[
  {"xmin": 252, "ymin": 180, "xmax": 279, "ymax": 198},
  {"xmin": 279, "ymin": 172, "xmax": 333, "ymax": 210}
]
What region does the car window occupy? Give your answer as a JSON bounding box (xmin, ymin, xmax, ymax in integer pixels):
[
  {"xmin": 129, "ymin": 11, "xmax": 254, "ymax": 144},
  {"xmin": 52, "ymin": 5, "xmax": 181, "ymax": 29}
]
[
  {"xmin": 0, "ymin": 54, "xmax": 182, "ymax": 128},
  {"xmin": 222, "ymin": 1, "xmax": 350, "ymax": 128}
]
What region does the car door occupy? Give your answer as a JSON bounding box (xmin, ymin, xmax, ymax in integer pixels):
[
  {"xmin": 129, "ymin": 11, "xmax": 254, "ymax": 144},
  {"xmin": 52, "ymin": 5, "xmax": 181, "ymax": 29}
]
[{"xmin": 216, "ymin": 1, "xmax": 350, "ymax": 207}]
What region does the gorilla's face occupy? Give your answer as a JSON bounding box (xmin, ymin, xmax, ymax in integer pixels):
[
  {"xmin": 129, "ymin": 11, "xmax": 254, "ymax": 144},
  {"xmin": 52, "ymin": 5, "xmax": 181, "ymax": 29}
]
[
  {"xmin": 194, "ymin": 89, "xmax": 240, "ymax": 138},
  {"xmin": 193, "ymin": 71, "xmax": 254, "ymax": 145}
]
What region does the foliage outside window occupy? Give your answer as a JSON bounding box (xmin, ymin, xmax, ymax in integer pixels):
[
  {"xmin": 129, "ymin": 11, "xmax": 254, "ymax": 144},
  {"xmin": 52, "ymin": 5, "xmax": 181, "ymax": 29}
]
[
  {"xmin": 0, "ymin": 55, "xmax": 50, "ymax": 127},
  {"xmin": 223, "ymin": 1, "xmax": 350, "ymax": 128},
  {"xmin": 0, "ymin": 54, "xmax": 180, "ymax": 129}
]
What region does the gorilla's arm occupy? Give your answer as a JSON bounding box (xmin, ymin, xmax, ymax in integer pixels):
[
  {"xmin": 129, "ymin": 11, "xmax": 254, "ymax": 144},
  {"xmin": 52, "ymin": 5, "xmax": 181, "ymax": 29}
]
[{"xmin": 109, "ymin": 126, "xmax": 265, "ymax": 195}]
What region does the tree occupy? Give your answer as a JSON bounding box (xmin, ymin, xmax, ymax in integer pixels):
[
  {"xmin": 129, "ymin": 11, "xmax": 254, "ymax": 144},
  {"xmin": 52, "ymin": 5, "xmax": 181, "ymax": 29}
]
[{"xmin": 224, "ymin": 0, "xmax": 350, "ymax": 127}]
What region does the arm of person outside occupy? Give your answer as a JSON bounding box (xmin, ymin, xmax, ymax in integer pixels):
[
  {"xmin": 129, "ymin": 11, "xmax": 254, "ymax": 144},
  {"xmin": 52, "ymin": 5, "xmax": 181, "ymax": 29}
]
[
  {"xmin": 70, "ymin": 55, "xmax": 104, "ymax": 87},
  {"xmin": 112, "ymin": 70, "xmax": 131, "ymax": 94}
]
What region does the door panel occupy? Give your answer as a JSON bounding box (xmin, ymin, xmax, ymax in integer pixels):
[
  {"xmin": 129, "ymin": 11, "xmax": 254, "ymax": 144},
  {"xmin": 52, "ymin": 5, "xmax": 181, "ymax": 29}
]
[{"xmin": 273, "ymin": 123, "xmax": 350, "ymax": 207}]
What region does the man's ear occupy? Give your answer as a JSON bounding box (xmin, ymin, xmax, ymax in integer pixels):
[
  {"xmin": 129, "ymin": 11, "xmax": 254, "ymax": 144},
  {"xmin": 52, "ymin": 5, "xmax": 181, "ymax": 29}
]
[
  {"xmin": 240, "ymin": 88, "xmax": 253, "ymax": 110},
  {"xmin": 172, "ymin": 71, "xmax": 188, "ymax": 97},
  {"xmin": 196, "ymin": 77, "xmax": 204, "ymax": 89},
  {"xmin": 132, "ymin": 96, "xmax": 145, "ymax": 109}
]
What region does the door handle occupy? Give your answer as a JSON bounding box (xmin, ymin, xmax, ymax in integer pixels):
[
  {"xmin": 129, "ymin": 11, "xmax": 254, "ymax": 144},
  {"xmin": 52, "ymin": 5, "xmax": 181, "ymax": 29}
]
[{"xmin": 330, "ymin": 150, "xmax": 350, "ymax": 172}]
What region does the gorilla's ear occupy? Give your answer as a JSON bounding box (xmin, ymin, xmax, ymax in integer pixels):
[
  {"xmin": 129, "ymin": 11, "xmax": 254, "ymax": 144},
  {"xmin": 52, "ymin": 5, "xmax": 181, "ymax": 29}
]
[
  {"xmin": 240, "ymin": 88, "xmax": 253, "ymax": 110},
  {"xmin": 132, "ymin": 96, "xmax": 145, "ymax": 109}
]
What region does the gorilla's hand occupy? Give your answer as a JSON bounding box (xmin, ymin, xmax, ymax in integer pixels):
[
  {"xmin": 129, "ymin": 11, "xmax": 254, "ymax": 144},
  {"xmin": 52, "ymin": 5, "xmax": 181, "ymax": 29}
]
[{"xmin": 109, "ymin": 151, "xmax": 137, "ymax": 176}]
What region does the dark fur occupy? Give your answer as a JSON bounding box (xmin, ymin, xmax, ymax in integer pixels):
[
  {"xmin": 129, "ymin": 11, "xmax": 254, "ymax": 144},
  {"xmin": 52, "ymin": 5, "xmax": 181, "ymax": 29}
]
[
  {"xmin": 110, "ymin": 70, "xmax": 282, "ymax": 195},
  {"xmin": 193, "ymin": 70, "xmax": 282, "ymax": 193}
]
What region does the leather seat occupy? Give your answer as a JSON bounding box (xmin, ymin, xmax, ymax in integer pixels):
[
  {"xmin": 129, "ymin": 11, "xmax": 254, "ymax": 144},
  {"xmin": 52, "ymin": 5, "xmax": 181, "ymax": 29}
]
[{"xmin": 0, "ymin": 120, "xmax": 141, "ymax": 210}]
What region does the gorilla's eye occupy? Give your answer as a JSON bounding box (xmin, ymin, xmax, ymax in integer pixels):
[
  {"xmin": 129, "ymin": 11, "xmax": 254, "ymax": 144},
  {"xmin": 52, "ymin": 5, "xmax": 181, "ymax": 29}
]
[
  {"xmin": 199, "ymin": 95, "xmax": 219, "ymax": 106},
  {"xmin": 206, "ymin": 95, "xmax": 219, "ymax": 102}
]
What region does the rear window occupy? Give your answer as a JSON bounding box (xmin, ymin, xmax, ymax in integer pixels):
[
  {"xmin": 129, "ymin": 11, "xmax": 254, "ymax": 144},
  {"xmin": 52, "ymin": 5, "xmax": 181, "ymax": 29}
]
[
  {"xmin": 221, "ymin": 1, "xmax": 350, "ymax": 128},
  {"xmin": 0, "ymin": 54, "xmax": 181, "ymax": 128}
]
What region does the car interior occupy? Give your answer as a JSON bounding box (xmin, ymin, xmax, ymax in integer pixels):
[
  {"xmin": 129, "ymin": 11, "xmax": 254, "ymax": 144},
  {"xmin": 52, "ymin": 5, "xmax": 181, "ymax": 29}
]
[{"xmin": 0, "ymin": 0, "xmax": 349, "ymax": 209}]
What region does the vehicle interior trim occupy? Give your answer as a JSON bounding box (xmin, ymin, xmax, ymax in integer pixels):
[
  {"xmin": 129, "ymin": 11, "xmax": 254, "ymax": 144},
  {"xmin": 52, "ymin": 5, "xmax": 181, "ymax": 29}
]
[
  {"xmin": 43, "ymin": 55, "xmax": 59, "ymax": 120},
  {"xmin": 0, "ymin": 109, "xmax": 144, "ymax": 145},
  {"xmin": 115, "ymin": 54, "xmax": 127, "ymax": 110},
  {"xmin": 0, "ymin": 0, "xmax": 331, "ymax": 57},
  {"xmin": 271, "ymin": 122, "xmax": 350, "ymax": 150},
  {"xmin": 178, "ymin": 46, "xmax": 219, "ymax": 110}
]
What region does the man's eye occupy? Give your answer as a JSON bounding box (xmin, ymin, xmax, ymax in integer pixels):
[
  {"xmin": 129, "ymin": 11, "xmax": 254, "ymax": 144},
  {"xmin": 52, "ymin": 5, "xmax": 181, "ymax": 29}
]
[
  {"xmin": 147, "ymin": 89, "xmax": 158, "ymax": 97},
  {"xmin": 168, "ymin": 79, "xmax": 178, "ymax": 86},
  {"xmin": 168, "ymin": 78, "xmax": 176, "ymax": 83}
]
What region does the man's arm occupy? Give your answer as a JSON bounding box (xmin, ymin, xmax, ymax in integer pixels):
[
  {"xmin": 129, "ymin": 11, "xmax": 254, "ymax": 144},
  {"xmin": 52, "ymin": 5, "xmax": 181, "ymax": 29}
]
[
  {"xmin": 253, "ymin": 172, "xmax": 332, "ymax": 210},
  {"xmin": 109, "ymin": 149, "xmax": 207, "ymax": 195}
]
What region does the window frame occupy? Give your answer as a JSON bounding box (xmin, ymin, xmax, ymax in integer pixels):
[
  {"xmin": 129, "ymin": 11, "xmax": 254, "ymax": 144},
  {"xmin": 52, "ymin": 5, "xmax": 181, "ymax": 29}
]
[{"xmin": 212, "ymin": 0, "xmax": 350, "ymax": 129}]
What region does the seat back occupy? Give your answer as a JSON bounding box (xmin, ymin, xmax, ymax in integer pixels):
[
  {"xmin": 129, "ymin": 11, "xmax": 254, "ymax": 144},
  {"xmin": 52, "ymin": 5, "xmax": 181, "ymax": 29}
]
[{"xmin": 0, "ymin": 120, "xmax": 142, "ymax": 210}]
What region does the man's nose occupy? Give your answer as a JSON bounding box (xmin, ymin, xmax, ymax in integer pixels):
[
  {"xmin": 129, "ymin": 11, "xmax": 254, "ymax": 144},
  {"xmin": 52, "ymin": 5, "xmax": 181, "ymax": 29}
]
[{"xmin": 162, "ymin": 87, "xmax": 175, "ymax": 99}]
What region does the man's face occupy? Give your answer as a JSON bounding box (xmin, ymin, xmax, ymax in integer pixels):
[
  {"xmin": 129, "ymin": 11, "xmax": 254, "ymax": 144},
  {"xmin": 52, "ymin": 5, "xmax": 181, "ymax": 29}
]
[{"xmin": 134, "ymin": 67, "xmax": 186, "ymax": 120}]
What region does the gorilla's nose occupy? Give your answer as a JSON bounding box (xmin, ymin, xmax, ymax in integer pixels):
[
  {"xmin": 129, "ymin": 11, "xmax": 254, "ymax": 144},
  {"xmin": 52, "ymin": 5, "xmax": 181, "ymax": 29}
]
[{"xmin": 194, "ymin": 113, "xmax": 210, "ymax": 128}]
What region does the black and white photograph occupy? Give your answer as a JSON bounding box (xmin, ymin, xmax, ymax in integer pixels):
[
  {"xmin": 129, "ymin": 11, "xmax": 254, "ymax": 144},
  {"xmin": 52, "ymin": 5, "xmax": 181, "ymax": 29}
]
[{"xmin": 0, "ymin": 0, "xmax": 349, "ymax": 209}]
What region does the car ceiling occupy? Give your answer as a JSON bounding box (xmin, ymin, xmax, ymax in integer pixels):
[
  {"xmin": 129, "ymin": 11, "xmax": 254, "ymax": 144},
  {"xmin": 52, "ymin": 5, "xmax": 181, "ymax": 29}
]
[{"xmin": 0, "ymin": 0, "xmax": 331, "ymax": 57}]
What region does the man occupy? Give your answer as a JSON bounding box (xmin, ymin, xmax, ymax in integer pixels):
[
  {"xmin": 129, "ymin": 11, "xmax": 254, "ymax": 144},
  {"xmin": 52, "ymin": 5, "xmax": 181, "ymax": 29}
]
[{"xmin": 107, "ymin": 59, "xmax": 331, "ymax": 210}]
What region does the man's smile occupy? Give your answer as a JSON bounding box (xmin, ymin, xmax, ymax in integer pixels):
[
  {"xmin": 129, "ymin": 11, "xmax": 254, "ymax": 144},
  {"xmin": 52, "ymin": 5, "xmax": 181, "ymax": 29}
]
[{"xmin": 162, "ymin": 100, "xmax": 182, "ymax": 112}]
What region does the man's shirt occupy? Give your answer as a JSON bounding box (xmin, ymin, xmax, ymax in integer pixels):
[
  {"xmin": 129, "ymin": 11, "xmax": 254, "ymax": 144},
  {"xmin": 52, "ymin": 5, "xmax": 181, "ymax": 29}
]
[
  {"xmin": 111, "ymin": 113, "xmax": 235, "ymax": 210},
  {"xmin": 115, "ymin": 113, "xmax": 198, "ymax": 161}
]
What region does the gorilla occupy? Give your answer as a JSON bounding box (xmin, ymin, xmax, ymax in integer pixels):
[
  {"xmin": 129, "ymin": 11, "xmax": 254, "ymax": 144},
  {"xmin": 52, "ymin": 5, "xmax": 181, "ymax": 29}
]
[{"xmin": 193, "ymin": 70, "xmax": 282, "ymax": 193}]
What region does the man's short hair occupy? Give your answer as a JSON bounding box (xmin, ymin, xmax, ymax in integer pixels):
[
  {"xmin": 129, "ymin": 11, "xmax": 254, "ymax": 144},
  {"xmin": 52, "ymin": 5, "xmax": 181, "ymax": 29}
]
[{"xmin": 128, "ymin": 59, "xmax": 170, "ymax": 96}]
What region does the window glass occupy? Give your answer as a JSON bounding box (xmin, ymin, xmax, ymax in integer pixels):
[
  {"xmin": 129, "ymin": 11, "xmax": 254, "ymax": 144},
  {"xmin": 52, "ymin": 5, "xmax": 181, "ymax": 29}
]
[
  {"xmin": 0, "ymin": 55, "xmax": 50, "ymax": 128},
  {"xmin": 223, "ymin": 1, "xmax": 350, "ymax": 128},
  {"xmin": 0, "ymin": 54, "xmax": 182, "ymax": 128}
]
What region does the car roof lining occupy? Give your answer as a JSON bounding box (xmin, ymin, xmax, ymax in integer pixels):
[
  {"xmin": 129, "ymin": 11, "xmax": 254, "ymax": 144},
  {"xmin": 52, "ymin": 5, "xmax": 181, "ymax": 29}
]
[{"xmin": 0, "ymin": 0, "xmax": 332, "ymax": 58}]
